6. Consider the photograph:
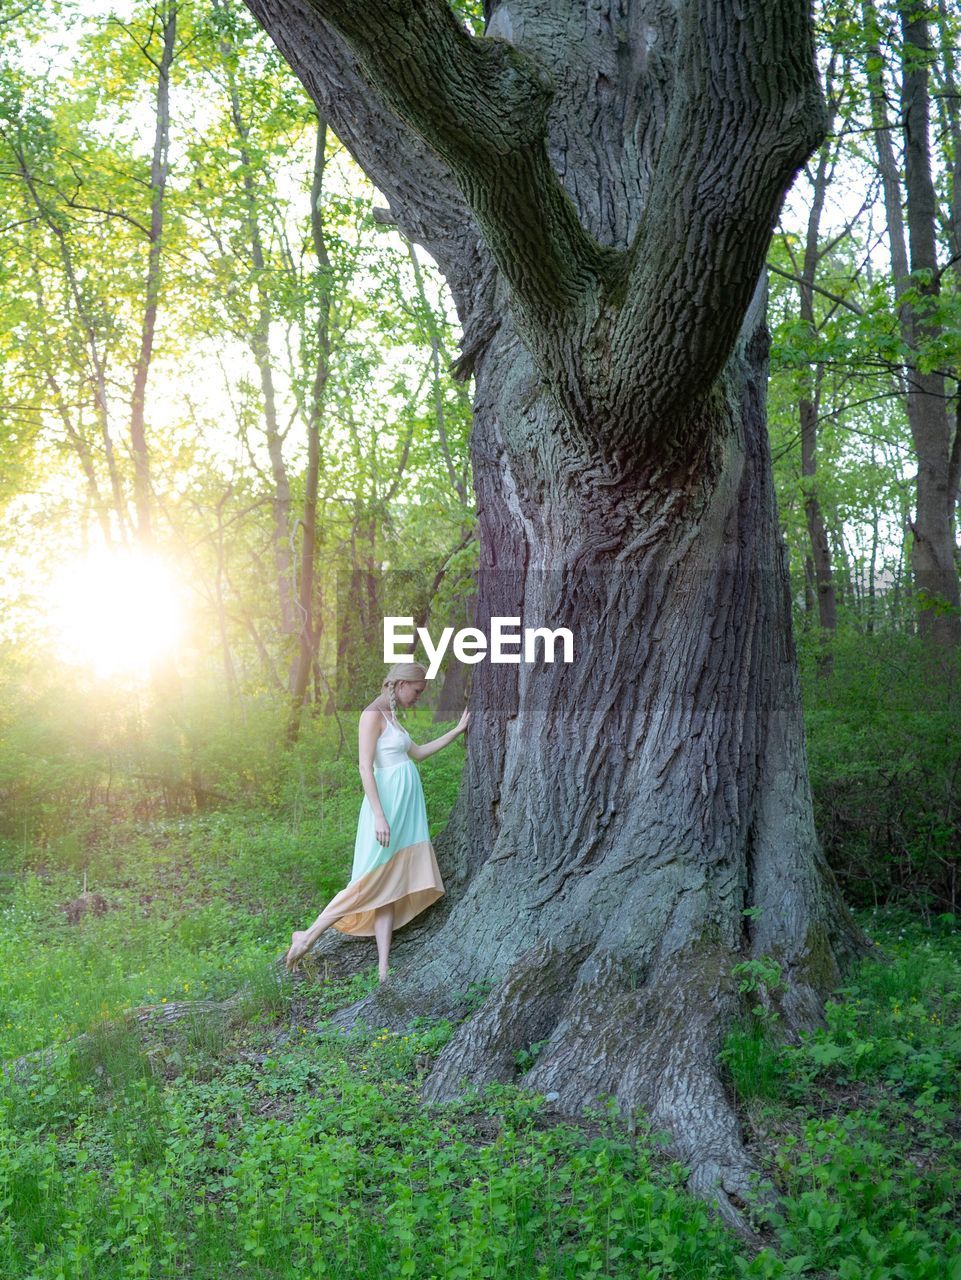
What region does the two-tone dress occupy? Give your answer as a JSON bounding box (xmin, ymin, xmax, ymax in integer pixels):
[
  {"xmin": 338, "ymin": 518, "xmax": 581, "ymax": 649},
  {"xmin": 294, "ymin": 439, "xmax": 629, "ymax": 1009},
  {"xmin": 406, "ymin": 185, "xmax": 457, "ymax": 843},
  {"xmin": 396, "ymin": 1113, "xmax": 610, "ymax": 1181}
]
[{"xmin": 318, "ymin": 709, "xmax": 445, "ymax": 937}]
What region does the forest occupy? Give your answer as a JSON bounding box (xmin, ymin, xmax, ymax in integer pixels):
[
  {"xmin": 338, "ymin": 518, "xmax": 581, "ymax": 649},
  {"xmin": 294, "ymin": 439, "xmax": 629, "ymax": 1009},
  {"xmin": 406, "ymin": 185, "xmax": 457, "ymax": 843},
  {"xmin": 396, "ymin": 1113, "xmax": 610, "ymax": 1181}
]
[{"xmin": 0, "ymin": 0, "xmax": 959, "ymax": 1276}]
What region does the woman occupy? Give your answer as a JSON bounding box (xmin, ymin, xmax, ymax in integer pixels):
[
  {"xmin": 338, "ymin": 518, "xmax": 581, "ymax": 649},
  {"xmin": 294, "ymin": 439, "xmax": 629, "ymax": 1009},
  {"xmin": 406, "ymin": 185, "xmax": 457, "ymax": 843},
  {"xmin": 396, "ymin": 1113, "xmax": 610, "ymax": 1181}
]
[{"xmin": 284, "ymin": 661, "xmax": 469, "ymax": 982}]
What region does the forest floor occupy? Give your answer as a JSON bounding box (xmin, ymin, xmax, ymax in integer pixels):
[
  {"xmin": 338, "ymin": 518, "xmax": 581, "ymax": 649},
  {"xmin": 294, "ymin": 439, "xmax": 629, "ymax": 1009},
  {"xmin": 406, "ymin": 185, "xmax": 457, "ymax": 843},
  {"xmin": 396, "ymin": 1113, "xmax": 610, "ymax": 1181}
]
[{"xmin": 0, "ymin": 785, "xmax": 959, "ymax": 1278}]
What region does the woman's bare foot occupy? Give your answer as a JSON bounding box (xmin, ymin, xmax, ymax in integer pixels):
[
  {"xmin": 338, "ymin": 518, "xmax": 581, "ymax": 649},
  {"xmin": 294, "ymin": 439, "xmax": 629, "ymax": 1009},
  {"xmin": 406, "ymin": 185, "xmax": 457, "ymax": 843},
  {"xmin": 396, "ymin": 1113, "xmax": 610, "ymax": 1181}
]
[{"xmin": 285, "ymin": 930, "xmax": 311, "ymax": 973}]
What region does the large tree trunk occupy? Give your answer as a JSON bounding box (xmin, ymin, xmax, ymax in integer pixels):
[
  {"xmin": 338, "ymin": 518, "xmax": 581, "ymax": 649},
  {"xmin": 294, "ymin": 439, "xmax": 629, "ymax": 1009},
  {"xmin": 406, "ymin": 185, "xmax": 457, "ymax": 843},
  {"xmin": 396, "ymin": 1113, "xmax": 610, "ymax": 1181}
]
[
  {"xmin": 245, "ymin": 0, "xmax": 877, "ymax": 1238},
  {"xmin": 310, "ymin": 286, "xmax": 876, "ymax": 1236},
  {"xmin": 352, "ymin": 277, "xmax": 872, "ymax": 1227}
]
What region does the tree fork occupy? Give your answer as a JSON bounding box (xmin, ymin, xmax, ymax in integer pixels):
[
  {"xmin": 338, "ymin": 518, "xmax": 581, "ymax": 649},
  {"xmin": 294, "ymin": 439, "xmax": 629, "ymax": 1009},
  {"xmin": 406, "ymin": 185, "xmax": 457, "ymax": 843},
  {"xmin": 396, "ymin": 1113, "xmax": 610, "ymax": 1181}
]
[{"xmin": 294, "ymin": 0, "xmax": 826, "ymax": 450}]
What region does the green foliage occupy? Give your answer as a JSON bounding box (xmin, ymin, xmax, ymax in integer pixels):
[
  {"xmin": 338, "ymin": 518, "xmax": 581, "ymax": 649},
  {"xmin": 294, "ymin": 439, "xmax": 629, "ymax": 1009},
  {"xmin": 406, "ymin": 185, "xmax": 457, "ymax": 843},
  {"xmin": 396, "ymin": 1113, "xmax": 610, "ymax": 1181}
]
[
  {"xmin": 731, "ymin": 956, "xmax": 787, "ymax": 1033},
  {"xmin": 454, "ymin": 978, "xmax": 496, "ymax": 1015},
  {"xmin": 0, "ymin": 0, "xmax": 474, "ymax": 802},
  {"xmin": 1, "ymin": 917, "xmax": 958, "ymax": 1278},
  {"xmin": 0, "ymin": 706, "xmax": 466, "ymax": 1068},
  {"xmin": 718, "ymin": 1022, "xmax": 786, "ymax": 1103},
  {"xmin": 514, "ymin": 1038, "xmax": 548, "ymax": 1074},
  {"xmin": 798, "ymin": 629, "xmax": 961, "ymax": 911}
]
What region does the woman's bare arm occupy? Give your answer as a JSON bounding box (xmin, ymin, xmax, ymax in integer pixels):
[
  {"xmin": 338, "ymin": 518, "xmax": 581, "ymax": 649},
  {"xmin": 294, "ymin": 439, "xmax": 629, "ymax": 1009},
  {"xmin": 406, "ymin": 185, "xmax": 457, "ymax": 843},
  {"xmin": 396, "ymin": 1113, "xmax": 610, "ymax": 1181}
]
[
  {"xmin": 358, "ymin": 708, "xmax": 390, "ymax": 845},
  {"xmin": 407, "ymin": 709, "xmax": 470, "ymax": 762}
]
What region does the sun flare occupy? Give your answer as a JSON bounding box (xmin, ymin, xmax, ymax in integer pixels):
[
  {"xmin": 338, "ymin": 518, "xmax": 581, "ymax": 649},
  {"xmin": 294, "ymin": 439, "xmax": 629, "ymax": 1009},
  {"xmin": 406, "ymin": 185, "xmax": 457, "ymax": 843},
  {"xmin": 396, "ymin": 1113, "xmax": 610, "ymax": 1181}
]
[{"xmin": 48, "ymin": 548, "xmax": 186, "ymax": 678}]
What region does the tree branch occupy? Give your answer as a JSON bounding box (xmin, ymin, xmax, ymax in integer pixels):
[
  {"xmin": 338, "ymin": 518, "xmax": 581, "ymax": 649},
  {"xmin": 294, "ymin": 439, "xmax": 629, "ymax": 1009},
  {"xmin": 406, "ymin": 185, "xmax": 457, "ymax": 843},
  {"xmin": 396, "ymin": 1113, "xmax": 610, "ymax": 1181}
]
[
  {"xmin": 242, "ymin": 0, "xmax": 477, "ymax": 284},
  {"xmin": 304, "ymin": 0, "xmax": 610, "ymax": 321},
  {"xmin": 767, "ymin": 263, "xmax": 865, "ymax": 314},
  {"xmin": 248, "ymin": 0, "xmax": 826, "ymax": 468},
  {"xmin": 608, "ymin": 0, "xmax": 827, "ymax": 445}
]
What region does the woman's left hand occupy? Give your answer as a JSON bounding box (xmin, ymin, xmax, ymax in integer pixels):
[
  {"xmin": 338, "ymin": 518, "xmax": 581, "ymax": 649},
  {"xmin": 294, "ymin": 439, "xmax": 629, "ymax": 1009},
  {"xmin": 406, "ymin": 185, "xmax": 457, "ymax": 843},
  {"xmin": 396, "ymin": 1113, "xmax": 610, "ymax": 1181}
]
[{"xmin": 456, "ymin": 709, "xmax": 470, "ymax": 734}]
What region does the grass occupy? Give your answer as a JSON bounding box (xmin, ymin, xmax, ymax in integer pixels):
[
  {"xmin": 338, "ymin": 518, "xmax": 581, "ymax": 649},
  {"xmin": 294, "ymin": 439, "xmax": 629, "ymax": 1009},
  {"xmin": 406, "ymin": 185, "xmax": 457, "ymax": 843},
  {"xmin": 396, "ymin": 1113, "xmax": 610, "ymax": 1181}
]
[
  {"xmin": 0, "ymin": 708, "xmax": 464, "ymax": 1065},
  {"xmin": 0, "ymin": 719, "xmax": 959, "ymax": 1278}
]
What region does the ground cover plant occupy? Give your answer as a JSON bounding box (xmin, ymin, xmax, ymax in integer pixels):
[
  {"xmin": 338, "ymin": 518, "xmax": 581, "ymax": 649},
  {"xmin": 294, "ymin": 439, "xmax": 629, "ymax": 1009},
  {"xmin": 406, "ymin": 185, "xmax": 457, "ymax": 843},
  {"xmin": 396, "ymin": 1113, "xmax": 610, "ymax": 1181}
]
[{"xmin": 1, "ymin": 705, "xmax": 959, "ymax": 1278}]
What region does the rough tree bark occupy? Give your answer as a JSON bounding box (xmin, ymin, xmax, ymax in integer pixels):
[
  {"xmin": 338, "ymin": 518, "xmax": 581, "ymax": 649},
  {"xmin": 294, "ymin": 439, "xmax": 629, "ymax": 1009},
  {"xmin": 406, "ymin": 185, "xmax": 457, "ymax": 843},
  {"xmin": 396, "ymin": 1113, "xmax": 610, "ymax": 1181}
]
[{"xmin": 244, "ymin": 0, "xmax": 877, "ymax": 1237}]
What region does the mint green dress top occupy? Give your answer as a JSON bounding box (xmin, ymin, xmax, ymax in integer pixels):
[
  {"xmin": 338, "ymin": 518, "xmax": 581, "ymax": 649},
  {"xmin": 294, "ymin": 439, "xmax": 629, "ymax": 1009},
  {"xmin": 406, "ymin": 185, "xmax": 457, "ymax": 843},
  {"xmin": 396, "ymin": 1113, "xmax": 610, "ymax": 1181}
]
[{"xmin": 319, "ymin": 709, "xmax": 445, "ymax": 938}]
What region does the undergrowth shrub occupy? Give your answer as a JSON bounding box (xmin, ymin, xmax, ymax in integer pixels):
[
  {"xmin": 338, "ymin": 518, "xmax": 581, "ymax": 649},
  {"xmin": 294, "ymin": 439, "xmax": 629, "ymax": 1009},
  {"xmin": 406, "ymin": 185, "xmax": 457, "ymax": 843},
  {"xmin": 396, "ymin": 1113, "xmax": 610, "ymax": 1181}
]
[{"xmin": 799, "ymin": 627, "xmax": 961, "ymax": 913}]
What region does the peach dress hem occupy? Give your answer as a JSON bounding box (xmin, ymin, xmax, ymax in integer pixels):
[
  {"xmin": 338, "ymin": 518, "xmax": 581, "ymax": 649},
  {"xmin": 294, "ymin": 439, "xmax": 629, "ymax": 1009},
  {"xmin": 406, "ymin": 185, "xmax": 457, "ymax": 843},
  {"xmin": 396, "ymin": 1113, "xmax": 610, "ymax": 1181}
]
[{"xmin": 317, "ymin": 839, "xmax": 444, "ymax": 938}]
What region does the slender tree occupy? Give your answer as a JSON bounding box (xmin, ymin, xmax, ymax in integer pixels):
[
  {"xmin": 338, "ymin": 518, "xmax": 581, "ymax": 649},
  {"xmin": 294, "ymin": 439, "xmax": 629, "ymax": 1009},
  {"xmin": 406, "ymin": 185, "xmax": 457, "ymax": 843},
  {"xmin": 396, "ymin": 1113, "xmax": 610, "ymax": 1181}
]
[
  {"xmin": 0, "ymin": 1, "xmax": 185, "ymax": 550},
  {"xmin": 862, "ymin": 0, "xmax": 961, "ymax": 651},
  {"xmin": 129, "ymin": 0, "xmax": 178, "ymax": 547},
  {"xmin": 288, "ymin": 117, "xmax": 332, "ymax": 740},
  {"xmin": 214, "ymin": 0, "xmax": 298, "ymax": 636},
  {"xmin": 803, "ymin": 95, "xmax": 848, "ymax": 647},
  {"xmin": 779, "ymin": 43, "xmax": 850, "ymax": 661}
]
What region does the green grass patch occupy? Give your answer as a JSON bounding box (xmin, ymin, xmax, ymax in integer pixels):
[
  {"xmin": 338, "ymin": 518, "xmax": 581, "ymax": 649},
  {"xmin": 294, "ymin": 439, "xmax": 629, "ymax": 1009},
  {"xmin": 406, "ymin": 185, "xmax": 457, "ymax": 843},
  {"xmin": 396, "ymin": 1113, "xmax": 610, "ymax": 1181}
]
[{"xmin": 0, "ymin": 730, "xmax": 958, "ymax": 1278}]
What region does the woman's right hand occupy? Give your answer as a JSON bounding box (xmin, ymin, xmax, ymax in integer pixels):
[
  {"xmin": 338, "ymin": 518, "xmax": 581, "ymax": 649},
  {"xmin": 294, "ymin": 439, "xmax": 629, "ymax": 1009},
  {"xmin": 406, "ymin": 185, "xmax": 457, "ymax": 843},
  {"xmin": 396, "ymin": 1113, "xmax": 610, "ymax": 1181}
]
[{"xmin": 375, "ymin": 817, "xmax": 390, "ymax": 847}]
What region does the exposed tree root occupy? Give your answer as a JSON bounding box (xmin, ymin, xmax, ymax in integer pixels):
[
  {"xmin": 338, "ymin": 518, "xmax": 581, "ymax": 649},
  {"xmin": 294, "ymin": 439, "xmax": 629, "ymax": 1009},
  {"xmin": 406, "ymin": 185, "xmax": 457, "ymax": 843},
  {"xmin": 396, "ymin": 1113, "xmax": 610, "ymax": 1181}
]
[
  {"xmin": 299, "ymin": 924, "xmax": 866, "ymax": 1245},
  {"xmin": 3, "ymin": 879, "xmax": 878, "ymax": 1251},
  {"xmin": 420, "ymin": 935, "xmax": 592, "ymax": 1098},
  {"xmin": 2, "ymin": 993, "xmax": 249, "ymax": 1086}
]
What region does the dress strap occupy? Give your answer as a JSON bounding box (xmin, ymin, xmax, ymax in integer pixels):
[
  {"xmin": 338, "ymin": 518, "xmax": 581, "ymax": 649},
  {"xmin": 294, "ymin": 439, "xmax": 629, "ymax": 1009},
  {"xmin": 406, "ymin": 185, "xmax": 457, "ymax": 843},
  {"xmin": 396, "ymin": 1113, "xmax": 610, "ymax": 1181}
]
[{"xmin": 378, "ymin": 707, "xmax": 395, "ymax": 729}]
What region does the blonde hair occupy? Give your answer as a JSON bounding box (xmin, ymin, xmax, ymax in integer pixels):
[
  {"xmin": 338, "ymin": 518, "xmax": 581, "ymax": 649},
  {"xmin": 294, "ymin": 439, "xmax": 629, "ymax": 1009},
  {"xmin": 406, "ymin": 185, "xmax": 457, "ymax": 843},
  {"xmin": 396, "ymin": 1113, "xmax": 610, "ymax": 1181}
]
[{"xmin": 382, "ymin": 662, "xmax": 427, "ymax": 721}]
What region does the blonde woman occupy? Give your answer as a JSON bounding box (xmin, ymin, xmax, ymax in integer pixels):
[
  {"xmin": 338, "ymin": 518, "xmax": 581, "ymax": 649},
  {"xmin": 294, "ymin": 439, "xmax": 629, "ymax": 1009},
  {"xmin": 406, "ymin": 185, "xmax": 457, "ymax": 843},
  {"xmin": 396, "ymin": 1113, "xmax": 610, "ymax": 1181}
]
[{"xmin": 284, "ymin": 662, "xmax": 469, "ymax": 982}]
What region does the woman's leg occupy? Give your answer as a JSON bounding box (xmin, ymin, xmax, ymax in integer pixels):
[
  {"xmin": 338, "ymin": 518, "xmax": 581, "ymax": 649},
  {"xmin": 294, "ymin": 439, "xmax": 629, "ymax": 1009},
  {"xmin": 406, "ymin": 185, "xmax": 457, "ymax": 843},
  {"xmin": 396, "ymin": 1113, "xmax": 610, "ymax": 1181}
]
[
  {"xmin": 374, "ymin": 901, "xmax": 395, "ymax": 982},
  {"xmin": 285, "ymin": 904, "xmax": 336, "ymax": 971}
]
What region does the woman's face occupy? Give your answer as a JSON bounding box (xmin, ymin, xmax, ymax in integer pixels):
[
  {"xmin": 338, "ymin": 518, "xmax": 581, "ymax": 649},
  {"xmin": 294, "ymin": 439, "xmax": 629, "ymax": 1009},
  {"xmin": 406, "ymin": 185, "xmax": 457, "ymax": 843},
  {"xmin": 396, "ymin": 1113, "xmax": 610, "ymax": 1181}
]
[{"xmin": 396, "ymin": 679, "xmax": 427, "ymax": 707}]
